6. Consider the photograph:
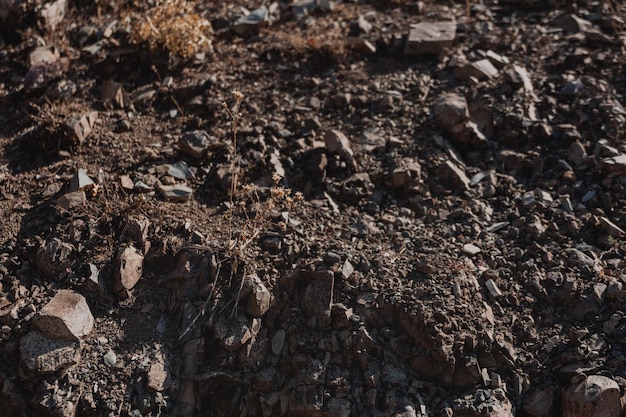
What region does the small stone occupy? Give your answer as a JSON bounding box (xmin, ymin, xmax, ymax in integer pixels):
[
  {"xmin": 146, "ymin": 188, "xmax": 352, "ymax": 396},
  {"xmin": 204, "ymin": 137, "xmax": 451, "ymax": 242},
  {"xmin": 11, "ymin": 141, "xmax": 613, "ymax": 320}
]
[
  {"xmin": 114, "ymin": 246, "xmax": 144, "ymax": 292},
  {"xmin": 271, "ymin": 329, "xmax": 286, "ymax": 355},
  {"xmin": 103, "ymin": 349, "xmax": 117, "ymax": 367},
  {"xmin": 391, "ymin": 160, "xmax": 421, "ymax": 188},
  {"xmin": 463, "ymin": 243, "xmax": 481, "ymax": 255},
  {"xmin": 433, "ymin": 93, "xmax": 469, "ymax": 131},
  {"xmin": 20, "ymin": 330, "xmax": 80, "ymax": 375},
  {"xmin": 214, "ymin": 314, "xmax": 261, "ymax": 352},
  {"xmin": 158, "ymin": 184, "xmax": 193, "ymax": 202},
  {"xmin": 485, "ymin": 279, "xmax": 502, "ymax": 297},
  {"xmin": 405, "ymin": 22, "xmax": 456, "ymax": 55},
  {"xmin": 359, "ymin": 129, "xmax": 386, "ymax": 153},
  {"xmin": 179, "ymin": 130, "xmax": 212, "ymax": 159},
  {"xmin": 56, "ymin": 191, "xmax": 87, "ymax": 215},
  {"xmin": 34, "ymin": 290, "xmax": 94, "ymax": 342},
  {"xmin": 601, "ymin": 154, "xmax": 626, "ymax": 176},
  {"xmin": 232, "ymin": 7, "xmax": 268, "ymax": 36},
  {"xmin": 342, "ymin": 259, "xmax": 354, "ymax": 279},
  {"xmin": 70, "ymin": 168, "xmax": 95, "ymax": 192},
  {"xmin": 120, "ymin": 175, "xmax": 134, "ymax": 190}
]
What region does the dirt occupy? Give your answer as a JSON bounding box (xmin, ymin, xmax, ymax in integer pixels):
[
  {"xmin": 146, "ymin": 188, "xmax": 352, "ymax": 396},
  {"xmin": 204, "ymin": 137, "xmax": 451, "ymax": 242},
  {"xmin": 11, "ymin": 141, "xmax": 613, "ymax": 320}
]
[{"xmin": 1, "ymin": 0, "xmax": 626, "ymax": 416}]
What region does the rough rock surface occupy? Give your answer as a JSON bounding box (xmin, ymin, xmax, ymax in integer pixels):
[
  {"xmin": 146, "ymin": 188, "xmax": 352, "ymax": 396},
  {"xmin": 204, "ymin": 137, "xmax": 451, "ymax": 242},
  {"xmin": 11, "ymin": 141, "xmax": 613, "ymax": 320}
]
[{"xmin": 1, "ymin": 1, "xmax": 626, "ymax": 416}]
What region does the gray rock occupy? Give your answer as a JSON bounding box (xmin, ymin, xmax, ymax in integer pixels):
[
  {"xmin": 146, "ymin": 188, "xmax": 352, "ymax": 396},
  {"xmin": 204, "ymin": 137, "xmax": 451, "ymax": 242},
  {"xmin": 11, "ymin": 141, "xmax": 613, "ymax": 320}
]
[
  {"xmin": 271, "ymin": 329, "xmax": 286, "ymax": 355},
  {"xmin": 168, "ymin": 161, "xmax": 194, "ymax": 180},
  {"xmin": 70, "ymin": 168, "xmax": 95, "ymax": 192},
  {"xmin": 34, "ymin": 290, "xmax": 94, "ymax": 342},
  {"xmin": 522, "ymin": 388, "xmax": 555, "ymax": 417},
  {"xmin": 20, "ymin": 330, "xmax": 80, "ymax": 375},
  {"xmin": 103, "ymin": 349, "xmax": 117, "ymax": 367}
]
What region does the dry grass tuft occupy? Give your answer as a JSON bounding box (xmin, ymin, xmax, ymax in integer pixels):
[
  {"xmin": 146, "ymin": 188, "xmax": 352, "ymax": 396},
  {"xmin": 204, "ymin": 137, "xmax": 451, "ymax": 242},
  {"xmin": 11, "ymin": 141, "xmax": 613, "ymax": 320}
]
[{"xmin": 129, "ymin": 0, "xmax": 213, "ymax": 59}]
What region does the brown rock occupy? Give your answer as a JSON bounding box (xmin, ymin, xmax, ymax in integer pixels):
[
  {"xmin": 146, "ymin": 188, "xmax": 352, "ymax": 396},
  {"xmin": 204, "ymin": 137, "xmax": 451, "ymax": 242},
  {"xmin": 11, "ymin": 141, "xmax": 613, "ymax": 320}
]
[
  {"xmin": 34, "ymin": 290, "xmax": 94, "ymax": 342},
  {"xmin": 433, "ymin": 93, "xmax": 469, "ymax": 131},
  {"xmin": 325, "ymin": 130, "xmax": 355, "ymax": 168},
  {"xmin": 65, "ymin": 111, "xmax": 98, "ymax": 146},
  {"xmin": 148, "ymin": 347, "xmax": 171, "ymax": 391},
  {"xmin": 244, "ymin": 274, "xmax": 272, "ymax": 317},
  {"xmin": 56, "ymin": 191, "xmax": 86, "ymax": 215},
  {"xmin": 562, "ymin": 375, "xmax": 621, "ymax": 417},
  {"xmin": 436, "ymin": 161, "xmax": 470, "ymax": 190}
]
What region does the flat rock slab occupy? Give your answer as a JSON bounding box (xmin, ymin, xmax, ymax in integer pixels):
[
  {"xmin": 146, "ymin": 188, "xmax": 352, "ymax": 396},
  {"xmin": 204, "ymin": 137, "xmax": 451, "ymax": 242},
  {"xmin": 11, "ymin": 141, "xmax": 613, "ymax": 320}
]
[
  {"xmin": 34, "ymin": 290, "xmax": 94, "ymax": 342},
  {"xmin": 158, "ymin": 184, "xmax": 193, "ymax": 202},
  {"xmin": 20, "ymin": 330, "xmax": 80, "ymax": 375},
  {"xmin": 405, "ymin": 22, "xmax": 456, "ymax": 55},
  {"xmin": 114, "ymin": 246, "xmax": 144, "ymax": 292}
]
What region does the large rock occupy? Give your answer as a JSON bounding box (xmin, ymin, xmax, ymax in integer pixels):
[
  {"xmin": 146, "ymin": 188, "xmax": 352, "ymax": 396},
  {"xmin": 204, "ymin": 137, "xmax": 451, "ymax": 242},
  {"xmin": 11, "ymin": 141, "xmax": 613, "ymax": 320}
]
[
  {"xmin": 20, "ymin": 330, "xmax": 80, "ymax": 376},
  {"xmin": 33, "ymin": 290, "xmax": 94, "ymax": 342},
  {"xmin": 562, "ymin": 375, "xmax": 621, "ymax": 417}
]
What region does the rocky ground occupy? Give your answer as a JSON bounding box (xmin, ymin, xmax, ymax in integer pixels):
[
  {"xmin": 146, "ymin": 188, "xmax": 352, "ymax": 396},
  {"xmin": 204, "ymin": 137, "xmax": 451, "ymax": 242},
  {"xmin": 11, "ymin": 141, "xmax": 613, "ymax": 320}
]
[{"xmin": 1, "ymin": 0, "xmax": 626, "ymax": 416}]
